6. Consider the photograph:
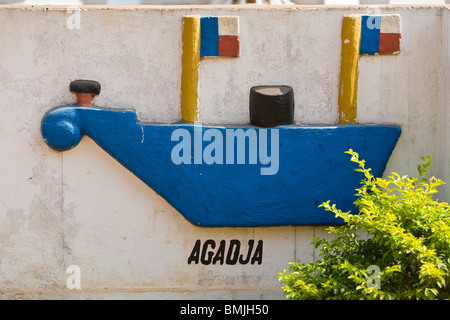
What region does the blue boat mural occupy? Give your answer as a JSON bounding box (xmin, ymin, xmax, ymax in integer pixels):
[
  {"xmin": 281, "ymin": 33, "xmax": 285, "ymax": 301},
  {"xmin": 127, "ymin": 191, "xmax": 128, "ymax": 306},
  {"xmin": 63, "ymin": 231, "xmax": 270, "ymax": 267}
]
[
  {"xmin": 40, "ymin": 15, "xmax": 402, "ymax": 227},
  {"xmin": 41, "ymin": 100, "xmax": 400, "ymax": 227}
]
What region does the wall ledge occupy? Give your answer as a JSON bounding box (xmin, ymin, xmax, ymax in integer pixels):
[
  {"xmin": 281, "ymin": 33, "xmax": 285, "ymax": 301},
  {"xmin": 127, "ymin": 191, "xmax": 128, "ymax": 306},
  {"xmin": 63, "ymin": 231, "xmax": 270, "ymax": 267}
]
[{"xmin": 0, "ymin": 4, "xmax": 449, "ymax": 12}]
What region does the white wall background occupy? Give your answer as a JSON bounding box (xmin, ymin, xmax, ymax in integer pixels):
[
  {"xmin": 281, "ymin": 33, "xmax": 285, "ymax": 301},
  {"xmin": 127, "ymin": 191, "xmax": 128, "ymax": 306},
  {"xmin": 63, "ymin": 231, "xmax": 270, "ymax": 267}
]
[{"xmin": 0, "ymin": 5, "xmax": 448, "ymax": 299}]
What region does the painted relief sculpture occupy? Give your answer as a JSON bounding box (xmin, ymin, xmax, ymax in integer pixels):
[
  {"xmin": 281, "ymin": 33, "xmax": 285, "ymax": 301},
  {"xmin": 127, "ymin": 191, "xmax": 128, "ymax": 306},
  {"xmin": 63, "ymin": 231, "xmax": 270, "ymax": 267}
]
[
  {"xmin": 200, "ymin": 16, "xmax": 240, "ymax": 58},
  {"xmin": 41, "ymin": 15, "xmax": 401, "ymax": 227},
  {"xmin": 360, "ymin": 15, "xmax": 401, "ymax": 55},
  {"xmin": 339, "ymin": 14, "xmax": 401, "ymax": 124}
]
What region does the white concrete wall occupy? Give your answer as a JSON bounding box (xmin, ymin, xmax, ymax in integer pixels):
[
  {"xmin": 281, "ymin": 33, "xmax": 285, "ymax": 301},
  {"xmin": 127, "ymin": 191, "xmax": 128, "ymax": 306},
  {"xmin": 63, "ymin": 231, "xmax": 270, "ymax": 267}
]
[{"xmin": 0, "ymin": 5, "xmax": 449, "ymax": 299}]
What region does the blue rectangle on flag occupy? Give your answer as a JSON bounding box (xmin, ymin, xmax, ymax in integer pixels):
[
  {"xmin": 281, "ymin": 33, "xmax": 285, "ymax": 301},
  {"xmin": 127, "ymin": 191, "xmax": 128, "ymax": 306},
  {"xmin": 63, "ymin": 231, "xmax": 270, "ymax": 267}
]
[
  {"xmin": 200, "ymin": 17, "xmax": 219, "ymax": 57},
  {"xmin": 360, "ymin": 15, "xmax": 380, "ymax": 55}
]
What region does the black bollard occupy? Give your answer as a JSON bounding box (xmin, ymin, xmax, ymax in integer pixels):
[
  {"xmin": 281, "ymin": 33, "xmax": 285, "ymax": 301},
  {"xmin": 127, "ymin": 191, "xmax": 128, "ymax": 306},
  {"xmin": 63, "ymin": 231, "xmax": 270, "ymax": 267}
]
[
  {"xmin": 249, "ymin": 85, "xmax": 294, "ymax": 128},
  {"xmin": 69, "ymin": 80, "xmax": 101, "ymax": 107}
]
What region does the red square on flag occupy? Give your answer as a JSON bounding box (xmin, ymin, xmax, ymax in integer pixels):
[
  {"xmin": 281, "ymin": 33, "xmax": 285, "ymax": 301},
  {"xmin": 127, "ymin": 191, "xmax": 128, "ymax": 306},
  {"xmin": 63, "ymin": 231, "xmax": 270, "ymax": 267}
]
[
  {"xmin": 379, "ymin": 33, "xmax": 401, "ymax": 55},
  {"xmin": 219, "ymin": 35, "xmax": 240, "ymax": 57}
]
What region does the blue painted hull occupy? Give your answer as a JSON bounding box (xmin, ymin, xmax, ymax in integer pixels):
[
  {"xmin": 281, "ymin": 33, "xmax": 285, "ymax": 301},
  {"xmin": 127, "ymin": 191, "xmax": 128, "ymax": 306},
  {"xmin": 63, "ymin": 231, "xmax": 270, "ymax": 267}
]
[{"xmin": 41, "ymin": 106, "xmax": 401, "ymax": 227}]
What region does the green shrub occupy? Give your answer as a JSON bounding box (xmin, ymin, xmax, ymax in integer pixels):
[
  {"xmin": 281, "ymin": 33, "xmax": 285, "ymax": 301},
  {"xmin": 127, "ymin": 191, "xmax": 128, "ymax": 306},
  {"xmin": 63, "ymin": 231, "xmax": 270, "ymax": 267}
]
[{"xmin": 277, "ymin": 150, "xmax": 450, "ymax": 300}]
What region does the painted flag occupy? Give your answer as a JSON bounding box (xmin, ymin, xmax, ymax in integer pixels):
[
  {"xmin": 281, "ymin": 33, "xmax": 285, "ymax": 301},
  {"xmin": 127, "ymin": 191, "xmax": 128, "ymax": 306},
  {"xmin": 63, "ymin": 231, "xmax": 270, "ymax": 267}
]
[
  {"xmin": 360, "ymin": 15, "xmax": 401, "ymax": 55},
  {"xmin": 200, "ymin": 16, "xmax": 240, "ymax": 58}
]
